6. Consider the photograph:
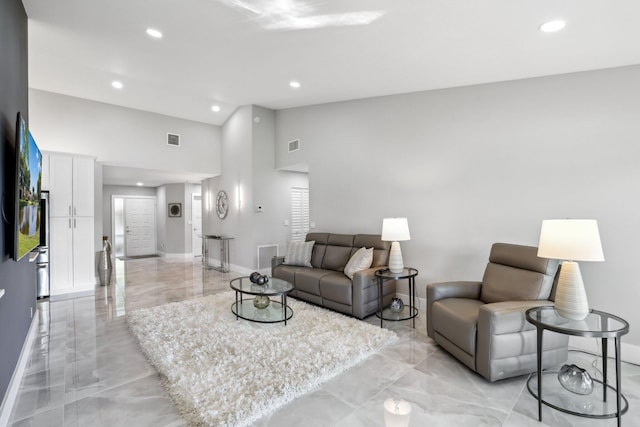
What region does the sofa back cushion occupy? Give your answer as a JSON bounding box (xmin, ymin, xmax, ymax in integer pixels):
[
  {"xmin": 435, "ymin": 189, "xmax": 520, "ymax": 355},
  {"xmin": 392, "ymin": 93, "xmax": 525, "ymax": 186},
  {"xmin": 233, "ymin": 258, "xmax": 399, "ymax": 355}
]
[
  {"xmin": 480, "ymin": 243, "xmax": 559, "ymax": 303},
  {"xmin": 307, "ymin": 233, "xmax": 329, "ymax": 268},
  {"xmin": 321, "ymin": 234, "xmax": 355, "ymax": 271},
  {"xmin": 305, "ymin": 232, "xmax": 390, "ymax": 273}
]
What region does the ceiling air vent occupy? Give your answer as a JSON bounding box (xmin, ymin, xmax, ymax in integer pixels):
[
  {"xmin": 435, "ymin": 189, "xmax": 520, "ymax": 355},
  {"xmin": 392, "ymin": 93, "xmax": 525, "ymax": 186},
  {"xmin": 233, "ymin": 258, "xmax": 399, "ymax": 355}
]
[
  {"xmin": 167, "ymin": 133, "xmax": 181, "ymax": 147},
  {"xmin": 288, "ymin": 138, "xmax": 300, "ymax": 153}
]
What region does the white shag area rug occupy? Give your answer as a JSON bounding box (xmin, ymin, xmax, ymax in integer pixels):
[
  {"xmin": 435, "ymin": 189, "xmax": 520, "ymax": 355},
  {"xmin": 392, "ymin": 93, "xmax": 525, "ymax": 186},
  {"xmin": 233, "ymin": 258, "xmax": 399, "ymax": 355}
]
[{"xmin": 127, "ymin": 291, "xmax": 397, "ymax": 427}]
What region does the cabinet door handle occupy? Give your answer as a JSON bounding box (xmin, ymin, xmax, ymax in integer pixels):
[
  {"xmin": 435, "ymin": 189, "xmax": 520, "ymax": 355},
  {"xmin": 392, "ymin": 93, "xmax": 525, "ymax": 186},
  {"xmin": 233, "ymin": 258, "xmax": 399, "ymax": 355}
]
[
  {"xmin": 73, "ymin": 207, "xmax": 76, "ymax": 216},
  {"xmin": 74, "ymin": 218, "xmax": 76, "ymax": 229},
  {"xmin": 69, "ymin": 206, "xmax": 72, "ymax": 216},
  {"xmin": 69, "ymin": 218, "xmax": 71, "ymax": 229}
]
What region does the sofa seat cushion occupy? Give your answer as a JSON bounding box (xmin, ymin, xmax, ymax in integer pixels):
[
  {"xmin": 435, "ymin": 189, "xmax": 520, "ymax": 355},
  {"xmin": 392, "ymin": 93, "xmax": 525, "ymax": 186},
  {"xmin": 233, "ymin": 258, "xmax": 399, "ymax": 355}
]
[
  {"xmin": 319, "ymin": 273, "xmax": 353, "ymax": 306},
  {"xmin": 294, "ymin": 268, "xmax": 336, "ymax": 296},
  {"xmin": 431, "ymin": 298, "xmax": 485, "ymax": 356}
]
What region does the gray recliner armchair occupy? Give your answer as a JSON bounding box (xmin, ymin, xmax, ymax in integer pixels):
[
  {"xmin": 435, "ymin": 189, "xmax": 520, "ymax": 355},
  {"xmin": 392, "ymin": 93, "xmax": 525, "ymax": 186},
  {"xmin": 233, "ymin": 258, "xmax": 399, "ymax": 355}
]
[{"xmin": 426, "ymin": 243, "xmax": 569, "ymax": 382}]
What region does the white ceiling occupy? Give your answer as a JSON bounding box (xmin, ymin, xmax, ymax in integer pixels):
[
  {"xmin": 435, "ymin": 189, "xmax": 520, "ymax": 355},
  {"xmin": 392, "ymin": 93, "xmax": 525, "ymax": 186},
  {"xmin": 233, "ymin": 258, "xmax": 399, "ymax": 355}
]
[{"xmin": 23, "ymin": 0, "xmax": 640, "ymax": 186}]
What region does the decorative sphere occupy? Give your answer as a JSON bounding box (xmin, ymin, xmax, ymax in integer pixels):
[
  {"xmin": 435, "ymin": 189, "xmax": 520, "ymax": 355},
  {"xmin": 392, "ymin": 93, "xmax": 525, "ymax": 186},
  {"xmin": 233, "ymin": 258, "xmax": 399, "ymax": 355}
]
[
  {"xmin": 249, "ymin": 272, "xmax": 261, "ymax": 283},
  {"xmin": 253, "ymin": 295, "xmax": 270, "ymax": 309},
  {"xmin": 389, "ymin": 298, "xmax": 404, "ymax": 313}
]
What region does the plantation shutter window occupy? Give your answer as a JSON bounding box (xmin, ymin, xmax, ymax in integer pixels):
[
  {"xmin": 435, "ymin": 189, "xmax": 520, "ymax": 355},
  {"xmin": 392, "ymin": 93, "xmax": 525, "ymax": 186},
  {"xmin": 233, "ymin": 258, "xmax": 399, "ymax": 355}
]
[{"xmin": 290, "ymin": 187, "xmax": 310, "ymax": 241}]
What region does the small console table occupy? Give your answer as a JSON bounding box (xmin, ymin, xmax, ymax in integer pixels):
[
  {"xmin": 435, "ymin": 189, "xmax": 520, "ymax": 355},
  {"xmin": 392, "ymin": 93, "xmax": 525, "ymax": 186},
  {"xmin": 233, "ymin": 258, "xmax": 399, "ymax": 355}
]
[
  {"xmin": 525, "ymin": 306, "xmax": 629, "ymax": 426},
  {"xmin": 202, "ymin": 235, "xmax": 233, "ymax": 273},
  {"xmin": 375, "ymin": 267, "xmax": 419, "ymax": 328}
]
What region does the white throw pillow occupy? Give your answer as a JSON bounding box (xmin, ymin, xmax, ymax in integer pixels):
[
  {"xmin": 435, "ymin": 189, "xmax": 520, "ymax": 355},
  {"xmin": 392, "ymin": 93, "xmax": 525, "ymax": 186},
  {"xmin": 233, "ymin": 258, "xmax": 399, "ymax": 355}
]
[
  {"xmin": 284, "ymin": 240, "xmax": 315, "ymax": 267},
  {"xmin": 344, "ymin": 247, "xmax": 374, "ymax": 279}
]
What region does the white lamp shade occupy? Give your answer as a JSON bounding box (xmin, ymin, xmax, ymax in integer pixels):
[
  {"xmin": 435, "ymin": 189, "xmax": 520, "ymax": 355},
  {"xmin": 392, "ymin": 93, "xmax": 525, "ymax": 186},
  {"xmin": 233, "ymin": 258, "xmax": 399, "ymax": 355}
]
[
  {"xmin": 381, "ymin": 218, "xmax": 411, "ymax": 242},
  {"xmin": 537, "ymin": 219, "xmax": 604, "ymax": 262}
]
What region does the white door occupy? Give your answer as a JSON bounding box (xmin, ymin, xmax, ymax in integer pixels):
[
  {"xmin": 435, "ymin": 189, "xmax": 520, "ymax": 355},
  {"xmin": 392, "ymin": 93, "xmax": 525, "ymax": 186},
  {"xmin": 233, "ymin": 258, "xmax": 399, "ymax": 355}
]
[
  {"xmin": 49, "ymin": 217, "xmax": 73, "ymax": 295},
  {"xmin": 71, "ymin": 157, "xmax": 95, "ymax": 217},
  {"xmin": 192, "ymin": 194, "xmax": 202, "ymax": 257},
  {"xmin": 124, "ymin": 198, "xmax": 156, "ymax": 257},
  {"xmin": 72, "ymin": 216, "xmax": 95, "ymax": 291}
]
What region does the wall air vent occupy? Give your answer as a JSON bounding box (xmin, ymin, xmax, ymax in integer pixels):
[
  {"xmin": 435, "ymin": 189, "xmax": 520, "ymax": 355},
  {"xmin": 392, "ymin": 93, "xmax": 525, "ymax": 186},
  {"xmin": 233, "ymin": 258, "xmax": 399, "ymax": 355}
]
[
  {"xmin": 167, "ymin": 133, "xmax": 181, "ymax": 147},
  {"xmin": 288, "ymin": 138, "xmax": 300, "ymax": 153}
]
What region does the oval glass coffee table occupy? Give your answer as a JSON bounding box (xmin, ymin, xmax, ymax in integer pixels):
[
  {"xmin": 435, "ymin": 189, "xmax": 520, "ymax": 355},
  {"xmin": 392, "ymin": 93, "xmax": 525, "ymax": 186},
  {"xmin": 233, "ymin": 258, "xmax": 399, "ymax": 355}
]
[
  {"xmin": 525, "ymin": 306, "xmax": 629, "ymax": 426},
  {"xmin": 230, "ymin": 277, "xmax": 294, "ymax": 325}
]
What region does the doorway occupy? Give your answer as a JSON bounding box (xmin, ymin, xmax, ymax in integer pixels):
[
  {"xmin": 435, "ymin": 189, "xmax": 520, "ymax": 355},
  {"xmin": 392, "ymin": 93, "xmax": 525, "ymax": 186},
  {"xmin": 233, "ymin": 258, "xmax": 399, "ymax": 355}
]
[{"xmin": 112, "ymin": 196, "xmax": 157, "ymax": 258}]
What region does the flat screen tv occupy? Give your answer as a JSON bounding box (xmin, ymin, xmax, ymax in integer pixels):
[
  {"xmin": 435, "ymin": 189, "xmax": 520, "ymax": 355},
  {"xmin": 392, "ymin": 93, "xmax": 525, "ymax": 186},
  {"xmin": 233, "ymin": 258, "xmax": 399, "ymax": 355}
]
[{"xmin": 14, "ymin": 112, "xmax": 42, "ymax": 261}]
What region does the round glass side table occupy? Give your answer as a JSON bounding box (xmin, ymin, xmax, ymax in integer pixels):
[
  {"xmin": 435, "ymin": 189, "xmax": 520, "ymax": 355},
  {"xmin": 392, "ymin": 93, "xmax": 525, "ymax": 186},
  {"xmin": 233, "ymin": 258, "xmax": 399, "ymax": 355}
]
[{"xmin": 375, "ymin": 267, "xmax": 419, "ymax": 328}]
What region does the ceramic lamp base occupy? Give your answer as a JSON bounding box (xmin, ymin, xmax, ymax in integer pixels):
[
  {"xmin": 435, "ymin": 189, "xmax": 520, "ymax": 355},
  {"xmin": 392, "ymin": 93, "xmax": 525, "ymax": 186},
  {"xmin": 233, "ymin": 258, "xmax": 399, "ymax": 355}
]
[
  {"xmin": 554, "ymin": 261, "xmax": 589, "ymax": 320},
  {"xmin": 388, "ymin": 241, "xmax": 404, "ymax": 274}
]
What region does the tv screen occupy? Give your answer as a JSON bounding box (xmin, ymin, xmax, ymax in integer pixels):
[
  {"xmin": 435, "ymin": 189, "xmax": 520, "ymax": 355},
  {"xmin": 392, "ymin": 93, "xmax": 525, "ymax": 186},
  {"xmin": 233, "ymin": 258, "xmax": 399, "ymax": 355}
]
[{"xmin": 14, "ymin": 113, "xmax": 42, "ymax": 261}]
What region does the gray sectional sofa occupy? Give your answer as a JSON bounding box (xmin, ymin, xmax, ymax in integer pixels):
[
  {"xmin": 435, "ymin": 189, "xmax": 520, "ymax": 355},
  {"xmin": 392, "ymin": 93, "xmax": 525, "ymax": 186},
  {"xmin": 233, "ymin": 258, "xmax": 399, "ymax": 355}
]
[{"xmin": 271, "ymin": 233, "xmax": 395, "ymax": 319}]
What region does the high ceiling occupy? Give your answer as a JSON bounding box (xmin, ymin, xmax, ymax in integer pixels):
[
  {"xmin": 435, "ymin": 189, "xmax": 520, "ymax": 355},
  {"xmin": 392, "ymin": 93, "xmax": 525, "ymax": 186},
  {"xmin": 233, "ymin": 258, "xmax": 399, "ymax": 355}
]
[{"xmin": 23, "ymin": 0, "xmax": 640, "ymax": 185}]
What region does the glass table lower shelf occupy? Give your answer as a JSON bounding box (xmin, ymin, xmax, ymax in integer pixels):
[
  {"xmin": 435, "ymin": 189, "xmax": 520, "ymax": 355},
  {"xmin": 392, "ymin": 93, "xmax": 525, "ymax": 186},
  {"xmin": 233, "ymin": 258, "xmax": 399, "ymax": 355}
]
[
  {"xmin": 231, "ymin": 299, "xmax": 293, "ymax": 324},
  {"xmin": 527, "ymin": 371, "xmax": 629, "ymax": 419},
  {"xmin": 376, "ymin": 305, "xmax": 418, "ymax": 322}
]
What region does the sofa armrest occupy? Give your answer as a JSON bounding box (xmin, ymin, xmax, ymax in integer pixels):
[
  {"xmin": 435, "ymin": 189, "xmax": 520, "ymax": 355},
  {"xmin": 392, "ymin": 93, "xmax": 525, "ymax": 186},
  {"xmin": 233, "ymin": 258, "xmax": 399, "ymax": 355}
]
[
  {"xmin": 352, "ymin": 267, "xmax": 391, "ymax": 319},
  {"xmin": 426, "ymin": 281, "xmax": 482, "ymax": 338},
  {"xmin": 271, "ymin": 256, "xmax": 285, "ymax": 272}
]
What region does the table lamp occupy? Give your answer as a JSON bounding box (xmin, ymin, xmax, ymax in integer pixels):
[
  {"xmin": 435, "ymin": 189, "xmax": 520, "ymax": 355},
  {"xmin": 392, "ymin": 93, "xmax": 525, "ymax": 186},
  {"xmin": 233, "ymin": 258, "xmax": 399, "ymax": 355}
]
[
  {"xmin": 382, "ymin": 218, "xmax": 411, "ymax": 274},
  {"xmin": 537, "ymin": 219, "xmax": 604, "ymax": 320}
]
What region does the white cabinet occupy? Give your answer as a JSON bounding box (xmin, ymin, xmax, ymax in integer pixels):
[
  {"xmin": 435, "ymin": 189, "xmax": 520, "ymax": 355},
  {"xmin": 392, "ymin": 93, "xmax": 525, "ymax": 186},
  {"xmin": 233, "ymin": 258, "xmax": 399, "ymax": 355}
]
[
  {"xmin": 47, "ymin": 153, "xmax": 95, "ymax": 296},
  {"xmin": 49, "ymin": 155, "xmax": 94, "ymax": 218}
]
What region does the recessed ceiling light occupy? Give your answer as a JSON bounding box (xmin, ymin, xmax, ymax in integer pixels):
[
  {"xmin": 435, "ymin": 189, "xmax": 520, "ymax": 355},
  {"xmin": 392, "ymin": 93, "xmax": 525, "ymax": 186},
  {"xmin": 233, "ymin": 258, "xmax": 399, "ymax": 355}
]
[
  {"xmin": 289, "ymin": 80, "xmax": 301, "ymax": 89},
  {"xmin": 539, "ymin": 20, "xmax": 566, "ymax": 33},
  {"xmin": 146, "ymin": 28, "xmax": 163, "ymax": 39},
  {"xmin": 136, "ymin": 182, "xmax": 144, "ymax": 186},
  {"xmin": 211, "ymin": 105, "xmax": 221, "ymax": 112},
  {"xmin": 111, "ymin": 80, "xmax": 123, "ymax": 89}
]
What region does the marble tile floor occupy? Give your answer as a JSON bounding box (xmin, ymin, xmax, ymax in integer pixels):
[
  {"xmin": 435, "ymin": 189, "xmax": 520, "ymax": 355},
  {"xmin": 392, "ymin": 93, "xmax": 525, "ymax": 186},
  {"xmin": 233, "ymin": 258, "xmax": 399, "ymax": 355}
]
[{"xmin": 7, "ymin": 257, "xmax": 640, "ymax": 426}]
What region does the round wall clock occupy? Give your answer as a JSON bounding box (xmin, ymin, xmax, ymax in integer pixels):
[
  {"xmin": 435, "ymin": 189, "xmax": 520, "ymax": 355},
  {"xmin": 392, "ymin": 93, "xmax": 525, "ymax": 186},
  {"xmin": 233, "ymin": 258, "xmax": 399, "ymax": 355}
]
[{"xmin": 216, "ymin": 190, "xmax": 229, "ymax": 219}]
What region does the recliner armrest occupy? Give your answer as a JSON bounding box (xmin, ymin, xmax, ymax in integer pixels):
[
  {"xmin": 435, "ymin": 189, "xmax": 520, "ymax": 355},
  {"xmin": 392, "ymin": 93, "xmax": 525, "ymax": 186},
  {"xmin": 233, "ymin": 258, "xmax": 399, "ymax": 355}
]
[
  {"xmin": 478, "ymin": 300, "xmax": 554, "ymax": 335},
  {"xmin": 426, "ymin": 281, "xmax": 481, "ymax": 338},
  {"xmin": 476, "ymin": 300, "xmax": 560, "ymax": 381},
  {"xmin": 427, "ymin": 281, "xmax": 482, "ymax": 302}
]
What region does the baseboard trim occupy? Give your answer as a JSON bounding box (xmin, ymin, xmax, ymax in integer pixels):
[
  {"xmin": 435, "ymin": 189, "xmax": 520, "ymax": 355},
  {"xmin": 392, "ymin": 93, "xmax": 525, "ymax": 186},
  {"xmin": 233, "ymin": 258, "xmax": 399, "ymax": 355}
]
[
  {"xmin": 159, "ymin": 252, "xmax": 191, "ymax": 259},
  {"xmin": 49, "ymin": 289, "xmax": 94, "ymax": 301},
  {"xmin": 0, "ymin": 311, "xmax": 39, "ymax": 426}
]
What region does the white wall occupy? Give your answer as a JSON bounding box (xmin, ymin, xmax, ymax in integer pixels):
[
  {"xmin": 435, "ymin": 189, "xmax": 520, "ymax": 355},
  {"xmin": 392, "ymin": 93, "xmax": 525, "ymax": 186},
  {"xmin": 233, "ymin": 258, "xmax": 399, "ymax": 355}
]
[
  {"xmin": 204, "ymin": 106, "xmax": 311, "ymax": 271},
  {"xmin": 29, "ymin": 89, "xmax": 221, "ymax": 175},
  {"xmin": 162, "ymin": 184, "xmax": 187, "ymax": 255},
  {"xmin": 275, "ymin": 65, "xmax": 640, "ymax": 345}
]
